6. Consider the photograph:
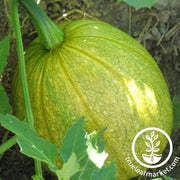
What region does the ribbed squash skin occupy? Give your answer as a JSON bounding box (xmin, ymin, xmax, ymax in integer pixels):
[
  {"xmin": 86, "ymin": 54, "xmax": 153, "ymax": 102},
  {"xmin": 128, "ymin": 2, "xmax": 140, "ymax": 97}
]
[{"xmin": 12, "ymin": 20, "xmax": 173, "ymax": 179}]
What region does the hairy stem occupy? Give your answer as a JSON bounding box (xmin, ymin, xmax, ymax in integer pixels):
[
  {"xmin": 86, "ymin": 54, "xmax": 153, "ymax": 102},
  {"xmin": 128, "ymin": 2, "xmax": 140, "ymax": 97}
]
[
  {"xmin": 9, "ymin": 0, "xmax": 43, "ymax": 177},
  {"xmin": 10, "ymin": 0, "xmax": 34, "ymax": 128}
]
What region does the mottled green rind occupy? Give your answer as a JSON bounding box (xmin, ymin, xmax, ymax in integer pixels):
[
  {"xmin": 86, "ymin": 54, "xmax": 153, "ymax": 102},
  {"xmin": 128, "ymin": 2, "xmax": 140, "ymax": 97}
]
[{"xmin": 11, "ymin": 20, "xmax": 173, "ymax": 180}]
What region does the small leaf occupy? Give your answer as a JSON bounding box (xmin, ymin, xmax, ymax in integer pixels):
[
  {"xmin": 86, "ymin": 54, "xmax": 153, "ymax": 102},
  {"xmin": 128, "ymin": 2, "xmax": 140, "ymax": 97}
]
[
  {"xmin": 89, "ymin": 128, "xmax": 107, "ymax": 153},
  {"xmin": 0, "ymin": 85, "xmax": 11, "ymax": 114},
  {"xmin": 151, "ymin": 131, "xmax": 155, "ymax": 138},
  {"xmin": 154, "ymin": 141, "xmax": 160, "ymax": 148},
  {"xmin": 153, "ymin": 148, "xmax": 160, "ymax": 152},
  {"xmin": 59, "ymin": 117, "xmax": 97, "ymax": 180},
  {"xmin": 163, "ymin": 175, "xmax": 177, "ymax": 180},
  {"xmin": 58, "ymin": 153, "xmax": 80, "ymax": 179},
  {"xmin": 74, "ymin": 130, "xmax": 109, "ymax": 179},
  {"xmin": 32, "ymin": 175, "xmax": 44, "ymax": 180},
  {"xmin": 116, "ymin": 0, "xmax": 157, "ymax": 9},
  {"xmin": 145, "ymin": 135, "xmax": 151, "ymax": 141},
  {"xmin": 0, "ymin": 114, "xmax": 58, "ymax": 168},
  {"xmin": 86, "ymin": 131, "xmax": 108, "ymax": 168},
  {"xmin": 71, "ymin": 153, "xmax": 99, "ymax": 180},
  {"xmin": 172, "ymin": 96, "xmax": 180, "ymax": 128},
  {"xmin": 145, "ymin": 142, "xmax": 151, "ymax": 148},
  {"xmin": 59, "ymin": 117, "xmax": 111, "ymax": 180},
  {"xmin": 91, "ymin": 162, "xmax": 116, "ymax": 180},
  {"xmin": 116, "ymin": 0, "xmax": 123, "ymax": 4},
  {"xmin": 153, "ymin": 134, "xmax": 158, "ymax": 142},
  {"xmin": 0, "ymin": 36, "xmax": 10, "ymax": 75},
  {"xmin": 145, "ymin": 148, "xmax": 152, "ymax": 152},
  {"xmin": 59, "ymin": 116, "xmax": 87, "ymax": 162}
]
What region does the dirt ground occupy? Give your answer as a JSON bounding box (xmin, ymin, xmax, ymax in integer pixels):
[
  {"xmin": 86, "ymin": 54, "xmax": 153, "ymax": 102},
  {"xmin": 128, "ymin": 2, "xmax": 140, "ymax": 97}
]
[{"xmin": 0, "ymin": 0, "xmax": 180, "ymax": 179}]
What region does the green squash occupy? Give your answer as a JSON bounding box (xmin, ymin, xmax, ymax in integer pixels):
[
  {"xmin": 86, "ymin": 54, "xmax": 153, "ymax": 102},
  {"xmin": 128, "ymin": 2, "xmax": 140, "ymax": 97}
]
[{"xmin": 12, "ymin": 20, "xmax": 173, "ymax": 179}]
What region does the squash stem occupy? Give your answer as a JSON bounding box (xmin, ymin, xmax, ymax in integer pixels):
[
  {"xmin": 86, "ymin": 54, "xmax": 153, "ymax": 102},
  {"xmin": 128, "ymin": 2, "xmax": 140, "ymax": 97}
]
[
  {"xmin": 17, "ymin": 0, "xmax": 64, "ymax": 50},
  {"xmin": 10, "ymin": 0, "xmax": 34, "ymax": 129},
  {"xmin": 9, "ymin": 0, "xmax": 43, "ymax": 178},
  {"xmin": 0, "ymin": 135, "xmax": 17, "ymax": 155}
]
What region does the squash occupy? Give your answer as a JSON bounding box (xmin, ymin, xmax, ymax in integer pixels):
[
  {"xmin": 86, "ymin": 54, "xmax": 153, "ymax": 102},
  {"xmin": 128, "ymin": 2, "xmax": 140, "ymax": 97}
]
[{"xmin": 11, "ymin": 19, "xmax": 173, "ymax": 179}]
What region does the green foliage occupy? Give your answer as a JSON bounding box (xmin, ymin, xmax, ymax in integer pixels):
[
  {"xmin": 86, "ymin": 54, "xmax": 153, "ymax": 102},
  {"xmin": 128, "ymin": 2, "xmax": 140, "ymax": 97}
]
[
  {"xmin": 0, "ymin": 115, "xmax": 116, "ymax": 179},
  {"xmin": 163, "ymin": 176, "xmax": 179, "ymax": 180},
  {"xmin": 116, "ymin": 0, "xmax": 157, "ymax": 9},
  {"xmin": 0, "ymin": 36, "xmax": 11, "ymax": 115},
  {"xmin": 0, "ymin": 36, "xmax": 10, "ymax": 75},
  {"xmin": 59, "ymin": 117, "xmax": 87, "ymax": 162},
  {"xmin": 59, "ymin": 116, "xmax": 115, "ymax": 180},
  {"xmin": 172, "ymin": 96, "xmax": 180, "ymax": 128},
  {"xmin": 88, "ymin": 127, "xmax": 107, "ymax": 153},
  {"xmin": 0, "ymin": 114, "xmax": 58, "ymax": 168},
  {"xmin": 91, "ymin": 162, "xmax": 116, "ymax": 180},
  {"xmin": 58, "ymin": 153, "xmax": 80, "ymax": 179},
  {"xmin": 0, "ymin": 86, "xmax": 11, "ymax": 114},
  {"xmin": 152, "ymin": 176, "xmax": 179, "ymax": 180},
  {"xmin": 32, "ymin": 175, "xmax": 44, "ymax": 180}
]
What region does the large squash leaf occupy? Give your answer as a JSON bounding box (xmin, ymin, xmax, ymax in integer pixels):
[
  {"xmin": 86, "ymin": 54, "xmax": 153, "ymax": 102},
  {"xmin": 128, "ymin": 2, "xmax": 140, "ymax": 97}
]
[{"xmin": 0, "ymin": 114, "xmax": 58, "ymax": 167}]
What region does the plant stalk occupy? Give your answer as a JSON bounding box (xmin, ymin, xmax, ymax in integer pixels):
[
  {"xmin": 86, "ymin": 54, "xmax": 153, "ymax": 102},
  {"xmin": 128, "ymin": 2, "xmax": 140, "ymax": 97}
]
[
  {"xmin": 10, "ymin": 0, "xmax": 34, "ymax": 129},
  {"xmin": 18, "ymin": 0, "xmax": 64, "ymax": 50},
  {"xmin": 0, "ymin": 135, "xmax": 17, "ymax": 155},
  {"xmin": 9, "ymin": 0, "xmax": 43, "ymax": 178}
]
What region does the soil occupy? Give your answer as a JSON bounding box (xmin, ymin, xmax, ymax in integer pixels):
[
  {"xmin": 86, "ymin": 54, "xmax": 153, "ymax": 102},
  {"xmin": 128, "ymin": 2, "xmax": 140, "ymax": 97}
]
[{"xmin": 0, "ymin": 0, "xmax": 180, "ymax": 179}]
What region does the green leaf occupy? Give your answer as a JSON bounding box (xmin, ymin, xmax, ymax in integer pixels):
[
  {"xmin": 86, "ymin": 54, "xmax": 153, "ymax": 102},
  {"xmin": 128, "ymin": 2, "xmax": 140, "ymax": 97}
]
[
  {"xmin": 172, "ymin": 96, "xmax": 180, "ymax": 128},
  {"xmin": 116, "ymin": 0, "xmax": 157, "ymax": 9},
  {"xmin": 32, "ymin": 175, "xmax": 44, "ymax": 180},
  {"xmin": 59, "ymin": 116, "xmax": 87, "ymax": 162},
  {"xmin": 0, "ymin": 36, "xmax": 10, "ymax": 75},
  {"xmin": 0, "ymin": 114, "xmax": 58, "ymax": 168},
  {"xmin": 59, "ymin": 117, "xmax": 112, "ymax": 180},
  {"xmin": 71, "ymin": 156, "xmax": 96, "ymax": 179},
  {"xmin": 163, "ymin": 175, "xmax": 179, "ymax": 180},
  {"xmin": 86, "ymin": 130, "xmax": 108, "ymax": 168},
  {"xmin": 0, "ymin": 36, "xmax": 11, "ymax": 115},
  {"xmin": 91, "ymin": 162, "xmax": 116, "ymax": 180},
  {"xmin": 88, "ymin": 128, "xmax": 107, "ymax": 153},
  {"xmin": 59, "ymin": 117, "xmax": 98, "ymax": 180},
  {"xmin": 71, "ymin": 153, "xmax": 99, "ymax": 180},
  {"xmin": 116, "ymin": 0, "xmax": 123, "ymax": 4},
  {"xmin": 58, "ymin": 153, "xmax": 80, "ymax": 180},
  {"xmin": 0, "ymin": 85, "xmax": 11, "ymax": 114},
  {"xmin": 152, "ymin": 176, "xmax": 179, "ymax": 180}
]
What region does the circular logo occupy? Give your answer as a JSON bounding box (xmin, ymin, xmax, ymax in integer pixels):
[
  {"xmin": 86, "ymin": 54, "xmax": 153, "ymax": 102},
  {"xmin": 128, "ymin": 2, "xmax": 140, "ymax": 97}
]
[{"xmin": 132, "ymin": 127, "xmax": 173, "ymax": 168}]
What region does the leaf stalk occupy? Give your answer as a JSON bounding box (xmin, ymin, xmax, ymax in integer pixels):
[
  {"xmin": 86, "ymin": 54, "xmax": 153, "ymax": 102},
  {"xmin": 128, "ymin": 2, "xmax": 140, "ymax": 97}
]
[{"xmin": 8, "ymin": 0, "xmax": 43, "ymax": 178}]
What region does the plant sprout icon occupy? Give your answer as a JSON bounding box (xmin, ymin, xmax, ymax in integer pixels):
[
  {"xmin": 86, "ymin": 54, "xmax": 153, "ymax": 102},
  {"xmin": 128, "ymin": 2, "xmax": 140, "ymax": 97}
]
[{"xmin": 142, "ymin": 131, "xmax": 162, "ymax": 164}]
